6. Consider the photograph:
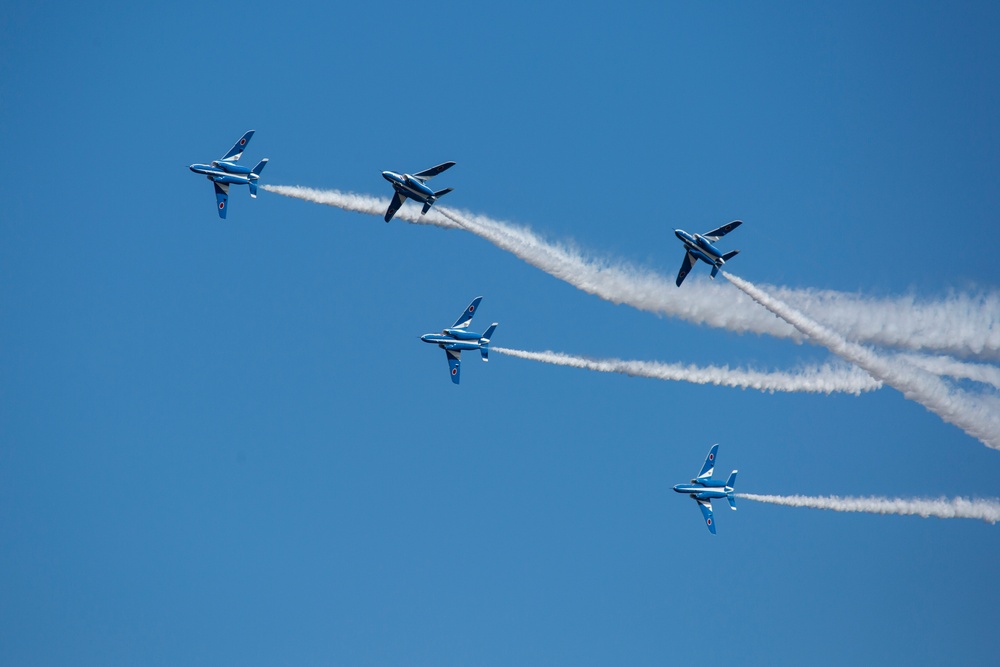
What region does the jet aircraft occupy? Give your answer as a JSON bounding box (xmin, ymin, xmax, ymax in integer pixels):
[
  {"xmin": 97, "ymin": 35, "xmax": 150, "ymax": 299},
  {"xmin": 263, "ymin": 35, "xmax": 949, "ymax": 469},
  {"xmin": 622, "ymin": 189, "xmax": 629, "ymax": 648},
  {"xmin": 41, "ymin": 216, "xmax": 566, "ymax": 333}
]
[
  {"xmin": 672, "ymin": 444, "xmax": 738, "ymax": 534},
  {"xmin": 381, "ymin": 161, "xmax": 455, "ymax": 222},
  {"xmin": 673, "ymin": 220, "xmax": 742, "ymax": 286},
  {"xmin": 189, "ymin": 130, "xmax": 269, "ymax": 218},
  {"xmin": 420, "ymin": 296, "xmax": 497, "ymax": 384}
]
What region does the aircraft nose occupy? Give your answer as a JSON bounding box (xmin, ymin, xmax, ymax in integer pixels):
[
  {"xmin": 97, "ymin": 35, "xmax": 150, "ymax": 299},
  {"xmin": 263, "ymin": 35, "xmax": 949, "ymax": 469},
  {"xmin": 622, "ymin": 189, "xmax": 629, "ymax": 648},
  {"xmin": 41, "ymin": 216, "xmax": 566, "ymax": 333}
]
[
  {"xmin": 381, "ymin": 171, "xmax": 393, "ymax": 181},
  {"xmin": 420, "ymin": 334, "xmax": 432, "ymax": 342}
]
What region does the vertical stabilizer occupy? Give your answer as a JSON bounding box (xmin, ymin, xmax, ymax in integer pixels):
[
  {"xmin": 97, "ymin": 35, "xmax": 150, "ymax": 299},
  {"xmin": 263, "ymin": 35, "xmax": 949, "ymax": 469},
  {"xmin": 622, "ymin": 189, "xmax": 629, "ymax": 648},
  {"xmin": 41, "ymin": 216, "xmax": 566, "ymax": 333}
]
[{"xmin": 480, "ymin": 323, "xmax": 498, "ymax": 361}]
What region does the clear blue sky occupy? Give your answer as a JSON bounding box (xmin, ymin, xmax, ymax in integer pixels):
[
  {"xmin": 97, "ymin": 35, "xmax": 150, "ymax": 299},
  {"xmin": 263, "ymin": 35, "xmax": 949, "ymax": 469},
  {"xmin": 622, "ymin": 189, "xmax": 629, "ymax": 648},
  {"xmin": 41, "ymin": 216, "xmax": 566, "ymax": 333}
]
[{"xmin": 2, "ymin": 2, "xmax": 999, "ymax": 665}]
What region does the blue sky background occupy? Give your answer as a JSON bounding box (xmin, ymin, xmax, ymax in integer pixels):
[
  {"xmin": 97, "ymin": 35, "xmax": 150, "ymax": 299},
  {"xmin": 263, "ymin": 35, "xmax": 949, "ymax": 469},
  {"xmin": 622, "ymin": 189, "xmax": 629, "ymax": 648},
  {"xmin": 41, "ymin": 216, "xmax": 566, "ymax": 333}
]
[{"xmin": 2, "ymin": 2, "xmax": 999, "ymax": 665}]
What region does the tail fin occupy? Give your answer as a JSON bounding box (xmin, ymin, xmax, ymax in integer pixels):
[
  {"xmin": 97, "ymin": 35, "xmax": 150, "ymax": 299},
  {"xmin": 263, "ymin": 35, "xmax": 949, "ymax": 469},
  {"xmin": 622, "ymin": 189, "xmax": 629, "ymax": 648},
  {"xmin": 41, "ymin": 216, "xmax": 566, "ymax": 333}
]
[
  {"xmin": 710, "ymin": 265, "xmax": 720, "ymax": 280},
  {"xmin": 721, "ymin": 249, "xmax": 740, "ymax": 262},
  {"xmin": 248, "ymin": 182, "xmax": 258, "ymax": 198},
  {"xmin": 480, "ymin": 323, "xmax": 498, "ymax": 361},
  {"xmin": 251, "ymin": 158, "xmax": 268, "ymax": 175}
]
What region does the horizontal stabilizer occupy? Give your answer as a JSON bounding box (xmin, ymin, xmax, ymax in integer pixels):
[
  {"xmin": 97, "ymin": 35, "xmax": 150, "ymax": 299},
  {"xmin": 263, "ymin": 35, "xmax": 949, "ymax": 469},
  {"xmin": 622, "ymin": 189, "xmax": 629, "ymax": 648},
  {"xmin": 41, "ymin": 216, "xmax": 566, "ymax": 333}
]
[
  {"xmin": 721, "ymin": 249, "xmax": 740, "ymax": 262},
  {"xmin": 248, "ymin": 182, "xmax": 258, "ymax": 198},
  {"xmin": 433, "ymin": 187, "xmax": 453, "ymax": 199},
  {"xmin": 727, "ymin": 495, "xmax": 737, "ymax": 511},
  {"xmin": 422, "ymin": 201, "xmax": 432, "ymax": 215},
  {"xmin": 727, "ymin": 470, "xmax": 738, "ymax": 488},
  {"xmin": 251, "ymin": 158, "xmax": 268, "ymax": 175},
  {"xmin": 710, "ymin": 265, "xmax": 719, "ymax": 280}
]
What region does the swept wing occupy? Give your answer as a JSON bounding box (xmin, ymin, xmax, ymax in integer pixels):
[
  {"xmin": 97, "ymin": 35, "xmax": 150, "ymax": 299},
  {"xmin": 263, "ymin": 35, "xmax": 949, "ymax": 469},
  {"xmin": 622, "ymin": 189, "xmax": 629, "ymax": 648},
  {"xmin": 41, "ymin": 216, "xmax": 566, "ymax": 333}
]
[
  {"xmin": 413, "ymin": 161, "xmax": 456, "ymax": 182},
  {"xmin": 703, "ymin": 220, "xmax": 742, "ymax": 242},
  {"xmin": 221, "ymin": 130, "xmax": 255, "ymax": 162},
  {"xmin": 214, "ymin": 182, "xmax": 230, "ymax": 219},
  {"xmin": 385, "ymin": 192, "xmax": 407, "ymax": 223},
  {"xmin": 445, "ymin": 349, "xmax": 461, "ymax": 384},
  {"xmin": 676, "ymin": 251, "xmax": 697, "ymax": 287},
  {"xmin": 696, "ymin": 498, "xmax": 717, "ymax": 534}
]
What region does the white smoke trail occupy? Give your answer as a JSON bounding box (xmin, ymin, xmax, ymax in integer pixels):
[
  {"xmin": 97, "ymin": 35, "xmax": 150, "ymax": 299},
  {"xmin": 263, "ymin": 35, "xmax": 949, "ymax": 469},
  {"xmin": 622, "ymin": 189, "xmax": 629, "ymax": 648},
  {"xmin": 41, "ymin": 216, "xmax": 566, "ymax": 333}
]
[
  {"xmin": 262, "ymin": 185, "xmax": 462, "ymax": 230},
  {"xmin": 492, "ymin": 347, "xmax": 881, "ymax": 395},
  {"xmin": 896, "ymin": 353, "xmax": 1000, "ymax": 389},
  {"xmin": 723, "ymin": 272, "xmax": 1000, "ymax": 449},
  {"xmin": 430, "ymin": 206, "xmax": 1000, "ymax": 359},
  {"xmin": 776, "ymin": 287, "xmax": 1000, "ymax": 359},
  {"xmin": 738, "ymin": 493, "xmax": 1000, "ymax": 523},
  {"xmin": 262, "ymin": 185, "xmax": 1000, "ymax": 359}
]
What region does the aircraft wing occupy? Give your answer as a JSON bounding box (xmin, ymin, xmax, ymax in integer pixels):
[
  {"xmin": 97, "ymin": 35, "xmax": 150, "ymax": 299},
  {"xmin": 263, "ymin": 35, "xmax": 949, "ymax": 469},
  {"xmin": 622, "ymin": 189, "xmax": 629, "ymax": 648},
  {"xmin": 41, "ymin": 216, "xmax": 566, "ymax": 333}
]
[
  {"xmin": 695, "ymin": 498, "xmax": 717, "ymax": 534},
  {"xmin": 413, "ymin": 161, "xmax": 456, "ymax": 182},
  {"xmin": 452, "ymin": 296, "xmax": 483, "ymax": 329},
  {"xmin": 221, "ymin": 130, "xmax": 254, "ymax": 162},
  {"xmin": 214, "ymin": 182, "xmax": 230, "ymax": 219},
  {"xmin": 445, "ymin": 349, "xmax": 461, "ymax": 384},
  {"xmin": 703, "ymin": 220, "xmax": 742, "ymax": 242},
  {"xmin": 385, "ymin": 191, "xmax": 406, "ymax": 222},
  {"xmin": 697, "ymin": 444, "xmax": 719, "ymax": 479},
  {"xmin": 675, "ymin": 251, "xmax": 697, "ymax": 287}
]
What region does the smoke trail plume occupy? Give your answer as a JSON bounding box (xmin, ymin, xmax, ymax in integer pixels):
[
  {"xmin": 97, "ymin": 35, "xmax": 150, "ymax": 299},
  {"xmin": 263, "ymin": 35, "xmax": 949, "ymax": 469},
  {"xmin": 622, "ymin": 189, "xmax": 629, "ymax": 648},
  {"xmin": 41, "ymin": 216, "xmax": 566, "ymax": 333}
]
[
  {"xmin": 723, "ymin": 272, "xmax": 1000, "ymax": 449},
  {"xmin": 896, "ymin": 353, "xmax": 1000, "ymax": 389},
  {"xmin": 262, "ymin": 185, "xmax": 1000, "ymax": 359},
  {"xmin": 430, "ymin": 206, "xmax": 1000, "ymax": 359},
  {"xmin": 492, "ymin": 347, "xmax": 881, "ymax": 395},
  {"xmin": 262, "ymin": 185, "xmax": 462, "ymax": 230},
  {"xmin": 738, "ymin": 493, "xmax": 1000, "ymax": 523}
]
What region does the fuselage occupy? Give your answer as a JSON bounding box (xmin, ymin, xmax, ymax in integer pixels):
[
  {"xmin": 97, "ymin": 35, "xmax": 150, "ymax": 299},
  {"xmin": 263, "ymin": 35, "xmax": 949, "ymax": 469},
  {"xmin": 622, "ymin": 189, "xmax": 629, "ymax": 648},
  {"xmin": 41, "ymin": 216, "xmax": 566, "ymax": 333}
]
[
  {"xmin": 189, "ymin": 161, "xmax": 259, "ymax": 186},
  {"xmin": 420, "ymin": 329, "xmax": 485, "ymax": 351},
  {"xmin": 674, "ymin": 229, "xmax": 725, "ymax": 266},
  {"xmin": 672, "ymin": 479, "xmax": 734, "ymax": 500},
  {"xmin": 382, "ymin": 171, "xmax": 436, "ymax": 203}
]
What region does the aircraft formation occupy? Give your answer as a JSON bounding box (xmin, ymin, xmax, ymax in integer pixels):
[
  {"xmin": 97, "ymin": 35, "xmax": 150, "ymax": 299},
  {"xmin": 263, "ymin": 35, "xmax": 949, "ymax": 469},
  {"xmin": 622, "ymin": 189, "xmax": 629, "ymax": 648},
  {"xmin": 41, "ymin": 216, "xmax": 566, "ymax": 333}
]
[{"xmin": 187, "ymin": 130, "xmax": 750, "ymax": 534}]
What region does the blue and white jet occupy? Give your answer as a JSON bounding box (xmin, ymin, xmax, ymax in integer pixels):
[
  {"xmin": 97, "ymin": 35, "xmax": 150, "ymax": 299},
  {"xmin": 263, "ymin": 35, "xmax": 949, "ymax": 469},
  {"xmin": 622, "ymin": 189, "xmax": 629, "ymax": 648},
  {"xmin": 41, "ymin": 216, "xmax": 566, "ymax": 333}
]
[
  {"xmin": 673, "ymin": 220, "xmax": 742, "ymax": 286},
  {"xmin": 189, "ymin": 130, "xmax": 269, "ymax": 219},
  {"xmin": 420, "ymin": 296, "xmax": 497, "ymax": 384},
  {"xmin": 381, "ymin": 161, "xmax": 455, "ymax": 222},
  {"xmin": 672, "ymin": 444, "xmax": 738, "ymax": 534}
]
